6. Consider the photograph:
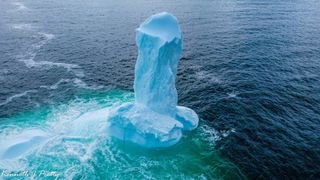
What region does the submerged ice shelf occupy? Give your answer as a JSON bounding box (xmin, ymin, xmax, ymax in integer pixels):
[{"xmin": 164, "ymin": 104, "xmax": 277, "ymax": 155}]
[
  {"xmin": 107, "ymin": 12, "xmax": 199, "ymax": 147},
  {"xmin": 0, "ymin": 13, "xmax": 199, "ymax": 159}
]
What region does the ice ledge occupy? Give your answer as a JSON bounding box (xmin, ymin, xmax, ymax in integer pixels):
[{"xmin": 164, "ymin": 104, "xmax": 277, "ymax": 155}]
[{"xmin": 108, "ymin": 103, "xmax": 198, "ymax": 148}]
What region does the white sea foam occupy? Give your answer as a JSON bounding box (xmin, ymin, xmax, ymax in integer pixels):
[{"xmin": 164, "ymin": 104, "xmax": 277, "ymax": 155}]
[
  {"xmin": 72, "ymin": 78, "xmax": 104, "ymax": 90},
  {"xmin": 0, "ymin": 90, "xmax": 37, "ymax": 106},
  {"xmin": 201, "ymin": 124, "xmax": 235, "ymax": 143},
  {"xmin": 227, "ymin": 92, "xmax": 238, "ymax": 98},
  {"xmin": 0, "ymin": 159, "xmax": 27, "ymax": 170},
  {"xmin": 11, "ymin": 23, "xmax": 34, "ymax": 31},
  {"xmin": 196, "ymin": 71, "xmax": 221, "ymax": 83},
  {"xmin": 201, "ymin": 125, "xmax": 221, "ymax": 143},
  {"xmin": 20, "ymin": 58, "xmax": 79, "ymax": 71},
  {"xmin": 11, "ymin": 2, "xmax": 28, "ymax": 10},
  {"xmin": 0, "ymin": 94, "xmax": 225, "ymax": 178},
  {"xmin": 221, "ymin": 128, "xmax": 236, "ymax": 138},
  {"xmin": 40, "ymin": 78, "xmax": 104, "ymax": 90},
  {"xmin": 11, "ymin": 25, "xmax": 85, "ymax": 78},
  {"xmin": 72, "ymin": 69, "xmax": 85, "ymax": 78},
  {"xmin": 38, "ymin": 32, "xmax": 55, "ymax": 40},
  {"xmin": 17, "ymin": 32, "xmax": 85, "ymax": 78},
  {"xmin": 40, "ymin": 79, "xmax": 72, "ymax": 90},
  {"xmin": 0, "ymin": 94, "xmax": 117, "ymax": 170},
  {"xmin": 192, "ymin": 65, "xmax": 221, "ymax": 83}
]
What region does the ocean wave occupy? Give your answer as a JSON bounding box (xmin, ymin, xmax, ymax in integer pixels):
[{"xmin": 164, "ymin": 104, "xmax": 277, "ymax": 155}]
[
  {"xmin": 19, "ymin": 58, "xmax": 84, "ymax": 78},
  {"xmin": 72, "ymin": 78, "xmax": 104, "ymax": 90},
  {"xmin": 0, "ymin": 95, "xmax": 115, "ymax": 163},
  {"xmin": 200, "ymin": 124, "xmax": 235, "ymax": 143},
  {"xmin": 40, "ymin": 78, "xmax": 104, "ymax": 90},
  {"xmin": 10, "ymin": 22, "xmax": 85, "ymax": 78},
  {"xmin": 40, "ymin": 79, "xmax": 72, "ymax": 90},
  {"xmin": 0, "ymin": 69, "xmax": 9, "ymax": 81},
  {"xmin": 17, "ymin": 32, "xmax": 85, "ymax": 77},
  {"xmin": 20, "ymin": 58, "xmax": 79, "ymax": 71},
  {"xmin": 196, "ymin": 70, "xmax": 221, "ymax": 83},
  {"xmin": 38, "ymin": 32, "xmax": 55, "ymax": 40},
  {"xmin": 0, "ymin": 92, "xmax": 239, "ymax": 179},
  {"xmin": 227, "ymin": 91, "xmax": 238, "ymax": 98},
  {"xmin": 0, "ymin": 90, "xmax": 37, "ymax": 106},
  {"xmin": 11, "ymin": 2, "xmax": 28, "ymax": 11},
  {"xmin": 10, "ymin": 23, "xmax": 34, "ymax": 31},
  {"xmin": 192, "ymin": 65, "xmax": 221, "ymax": 83}
]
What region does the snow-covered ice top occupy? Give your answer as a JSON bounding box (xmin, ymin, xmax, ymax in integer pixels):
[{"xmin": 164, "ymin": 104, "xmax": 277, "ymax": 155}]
[{"xmin": 136, "ymin": 12, "xmax": 181, "ymax": 42}]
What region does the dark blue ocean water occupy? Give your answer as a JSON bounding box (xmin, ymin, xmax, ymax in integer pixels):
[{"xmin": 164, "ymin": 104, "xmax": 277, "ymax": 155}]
[{"xmin": 0, "ymin": 0, "xmax": 320, "ymax": 179}]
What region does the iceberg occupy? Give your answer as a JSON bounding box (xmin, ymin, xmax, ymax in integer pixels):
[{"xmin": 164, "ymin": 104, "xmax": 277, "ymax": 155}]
[
  {"xmin": 108, "ymin": 12, "xmax": 199, "ymax": 147},
  {"xmin": 0, "ymin": 13, "xmax": 199, "ymax": 159}
]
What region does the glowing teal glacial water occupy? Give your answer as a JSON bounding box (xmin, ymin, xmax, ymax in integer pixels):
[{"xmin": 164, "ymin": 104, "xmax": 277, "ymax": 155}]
[
  {"xmin": 2, "ymin": 0, "xmax": 319, "ymax": 178},
  {"xmin": 0, "ymin": 90, "xmax": 244, "ymax": 179}
]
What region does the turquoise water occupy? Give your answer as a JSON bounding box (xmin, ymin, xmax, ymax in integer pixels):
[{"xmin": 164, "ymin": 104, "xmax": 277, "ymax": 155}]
[
  {"xmin": 0, "ymin": 90, "xmax": 244, "ymax": 179},
  {"xmin": 1, "ymin": 0, "xmax": 320, "ymax": 178}
]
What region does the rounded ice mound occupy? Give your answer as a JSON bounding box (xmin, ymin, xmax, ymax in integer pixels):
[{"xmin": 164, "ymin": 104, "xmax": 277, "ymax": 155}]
[
  {"xmin": 136, "ymin": 12, "xmax": 181, "ymax": 42},
  {"xmin": 0, "ymin": 129, "xmax": 49, "ymax": 160},
  {"xmin": 108, "ymin": 12, "xmax": 199, "ymax": 148}
]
